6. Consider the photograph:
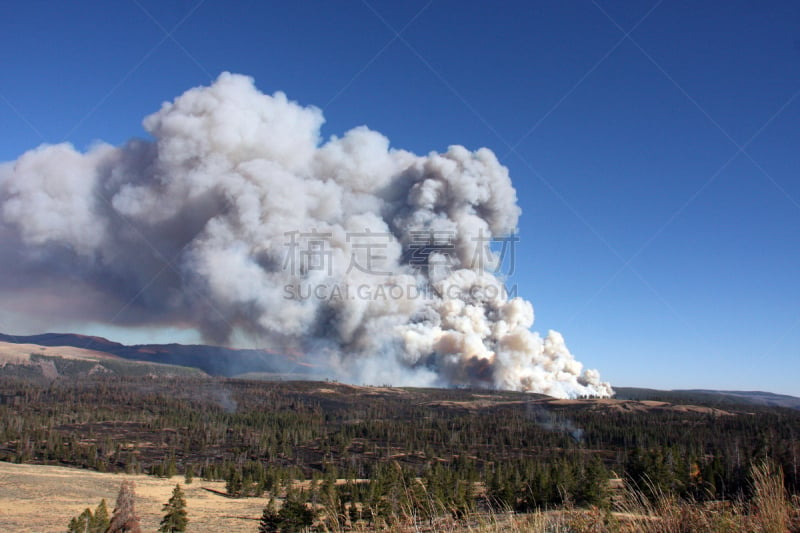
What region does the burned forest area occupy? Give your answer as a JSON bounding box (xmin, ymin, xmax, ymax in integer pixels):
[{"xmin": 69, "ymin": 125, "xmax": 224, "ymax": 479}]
[{"xmin": 2, "ymin": 373, "xmax": 800, "ymax": 531}]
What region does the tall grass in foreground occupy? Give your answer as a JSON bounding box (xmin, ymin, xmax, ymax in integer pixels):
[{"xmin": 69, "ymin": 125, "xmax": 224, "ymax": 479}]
[
  {"xmin": 316, "ymin": 461, "xmax": 799, "ymax": 532},
  {"xmin": 751, "ymin": 460, "xmax": 792, "ymax": 533}
]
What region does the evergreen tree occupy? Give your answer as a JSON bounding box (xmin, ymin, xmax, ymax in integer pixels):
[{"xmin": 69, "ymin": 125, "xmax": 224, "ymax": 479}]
[
  {"xmin": 67, "ymin": 516, "xmax": 82, "ymax": 533},
  {"xmin": 278, "ymin": 496, "xmax": 315, "ymax": 533},
  {"xmin": 159, "ymin": 484, "xmax": 189, "ymax": 532},
  {"xmin": 89, "ymin": 499, "xmax": 110, "ymax": 533},
  {"xmin": 108, "ymin": 480, "xmax": 142, "ymax": 533},
  {"xmin": 576, "ymin": 456, "xmax": 610, "ymax": 507},
  {"xmin": 67, "ymin": 508, "xmax": 92, "ymax": 533},
  {"xmin": 225, "ymin": 467, "xmax": 243, "ymax": 496},
  {"xmin": 165, "ymin": 456, "xmax": 178, "ymax": 478},
  {"xmin": 258, "ymin": 498, "xmax": 281, "ymax": 533},
  {"xmin": 184, "ymin": 464, "xmax": 194, "ymax": 484}
]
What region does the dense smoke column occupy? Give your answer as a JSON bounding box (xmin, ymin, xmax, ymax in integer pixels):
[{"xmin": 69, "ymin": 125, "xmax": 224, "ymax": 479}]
[{"xmin": 0, "ymin": 73, "xmax": 612, "ymax": 398}]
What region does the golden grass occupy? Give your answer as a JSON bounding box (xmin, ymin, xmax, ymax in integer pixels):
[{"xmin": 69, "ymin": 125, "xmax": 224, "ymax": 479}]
[
  {"xmin": 1, "ymin": 460, "xmax": 797, "ymax": 532},
  {"xmin": 0, "ymin": 462, "xmax": 270, "ymax": 532},
  {"xmin": 0, "ymin": 341, "xmax": 118, "ymax": 364}
]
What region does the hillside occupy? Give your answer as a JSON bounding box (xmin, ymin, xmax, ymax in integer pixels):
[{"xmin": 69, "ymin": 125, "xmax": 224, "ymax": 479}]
[
  {"xmin": 0, "ymin": 341, "xmax": 206, "ymax": 379},
  {"xmin": 1, "ymin": 376, "xmax": 799, "ymax": 483},
  {"xmin": 3, "ymin": 333, "xmax": 799, "ymax": 412},
  {"xmin": 0, "ymin": 332, "xmax": 312, "ymax": 378},
  {"xmin": 1, "ymin": 374, "xmax": 799, "ymax": 531},
  {"xmin": 0, "ymin": 341, "xmax": 119, "ymax": 364},
  {"xmin": 613, "ymin": 386, "xmax": 800, "ymax": 410}
]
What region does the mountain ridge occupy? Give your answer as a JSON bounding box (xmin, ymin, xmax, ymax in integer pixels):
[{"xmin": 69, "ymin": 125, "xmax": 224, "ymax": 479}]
[
  {"xmin": 0, "ymin": 332, "xmax": 312, "ymax": 378},
  {"xmin": 1, "ymin": 332, "xmax": 798, "ymax": 408},
  {"xmin": 613, "ymin": 386, "xmax": 800, "ymax": 410}
]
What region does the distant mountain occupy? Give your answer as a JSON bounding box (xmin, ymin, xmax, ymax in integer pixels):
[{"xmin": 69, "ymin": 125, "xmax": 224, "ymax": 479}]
[
  {"xmin": 2, "ymin": 333, "xmax": 797, "ymax": 406},
  {"xmin": 0, "ymin": 332, "xmax": 315, "ymax": 379},
  {"xmin": 684, "ymin": 389, "xmax": 800, "ymax": 410},
  {"xmin": 0, "ymin": 340, "xmax": 205, "ymax": 379},
  {"xmin": 613, "ymin": 387, "xmax": 800, "ymax": 410}
]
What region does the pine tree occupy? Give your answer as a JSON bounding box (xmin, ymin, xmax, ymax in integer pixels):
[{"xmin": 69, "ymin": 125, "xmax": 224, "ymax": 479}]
[
  {"xmin": 278, "ymin": 495, "xmax": 315, "ymax": 533},
  {"xmin": 258, "ymin": 498, "xmax": 281, "ymax": 533},
  {"xmin": 67, "ymin": 508, "xmax": 92, "ymax": 533},
  {"xmin": 159, "ymin": 484, "xmax": 189, "ymax": 532},
  {"xmin": 67, "ymin": 516, "xmax": 83, "ymax": 533},
  {"xmin": 225, "ymin": 467, "xmax": 243, "ymax": 496},
  {"xmin": 89, "ymin": 499, "xmax": 110, "ymax": 533},
  {"xmin": 165, "ymin": 456, "xmax": 178, "ymax": 478},
  {"xmin": 184, "ymin": 463, "xmax": 194, "ymax": 485},
  {"xmin": 576, "ymin": 456, "xmax": 610, "ymax": 507},
  {"xmin": 108, "ymin": 480, "xmax": 142, "ymax": 533}
]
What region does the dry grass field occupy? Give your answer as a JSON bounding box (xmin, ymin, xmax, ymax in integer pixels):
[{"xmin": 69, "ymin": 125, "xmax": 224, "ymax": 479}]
[
  {"xmin": 0, "ymin": 461, "xmax": 270, "ymax": 532},
  {"xmin": 1, "ymin": 460, "xmax": 798, "ymax": 533},
  {"xmin": 0, "ymin": 341, "xmax": 119, "ymax": 364}
]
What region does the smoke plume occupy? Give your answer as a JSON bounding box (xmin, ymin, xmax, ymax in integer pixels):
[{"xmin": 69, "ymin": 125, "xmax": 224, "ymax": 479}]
[{"xmin": 0, "ymin": 73, "xmax": 612, "ymax": 398}]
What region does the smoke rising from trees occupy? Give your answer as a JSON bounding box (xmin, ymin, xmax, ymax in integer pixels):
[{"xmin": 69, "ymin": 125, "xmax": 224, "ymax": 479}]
[{"xmin": 0, "ymin": 73, "xmax": 611, "ymax": 398}]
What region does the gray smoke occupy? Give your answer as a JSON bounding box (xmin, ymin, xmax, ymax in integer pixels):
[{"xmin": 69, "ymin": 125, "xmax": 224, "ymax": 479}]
[{"xmin": 0, "ymin": 73, "xmax": 612, "ymax": 398}]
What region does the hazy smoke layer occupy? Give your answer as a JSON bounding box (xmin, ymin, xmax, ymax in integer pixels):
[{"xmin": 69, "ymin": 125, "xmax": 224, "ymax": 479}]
[{"xmin": 0, "ymin": 73, "xmax": 611, "ymax": 398}]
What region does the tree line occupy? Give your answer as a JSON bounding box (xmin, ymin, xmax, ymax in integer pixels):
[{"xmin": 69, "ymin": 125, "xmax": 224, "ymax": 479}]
[{"xmin": 0, "ymin": 374, "xmax": 798, "ymax": 525}]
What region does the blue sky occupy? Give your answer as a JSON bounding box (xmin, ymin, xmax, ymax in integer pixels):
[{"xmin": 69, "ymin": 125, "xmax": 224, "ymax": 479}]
[{"xmin": 1, "ymin": 1, "xmax": 799, "ymax": 394}]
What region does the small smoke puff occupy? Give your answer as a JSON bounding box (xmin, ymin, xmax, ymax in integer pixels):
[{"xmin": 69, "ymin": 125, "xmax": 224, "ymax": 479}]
[{"xmin": 0, "ymin": 73, "xmax": 612, "ymax": 398}]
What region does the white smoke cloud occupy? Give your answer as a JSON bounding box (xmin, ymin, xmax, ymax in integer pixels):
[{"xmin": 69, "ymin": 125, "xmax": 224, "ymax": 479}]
[{"xmin": 0, "ymin": 73, "xmax": 612, "ymax": 398}]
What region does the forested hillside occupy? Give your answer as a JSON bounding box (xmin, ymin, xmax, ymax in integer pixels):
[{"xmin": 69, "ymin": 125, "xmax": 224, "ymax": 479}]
[{"xmin": 1, "ymin": 374, "xmax": 799, "ymax": 527}]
